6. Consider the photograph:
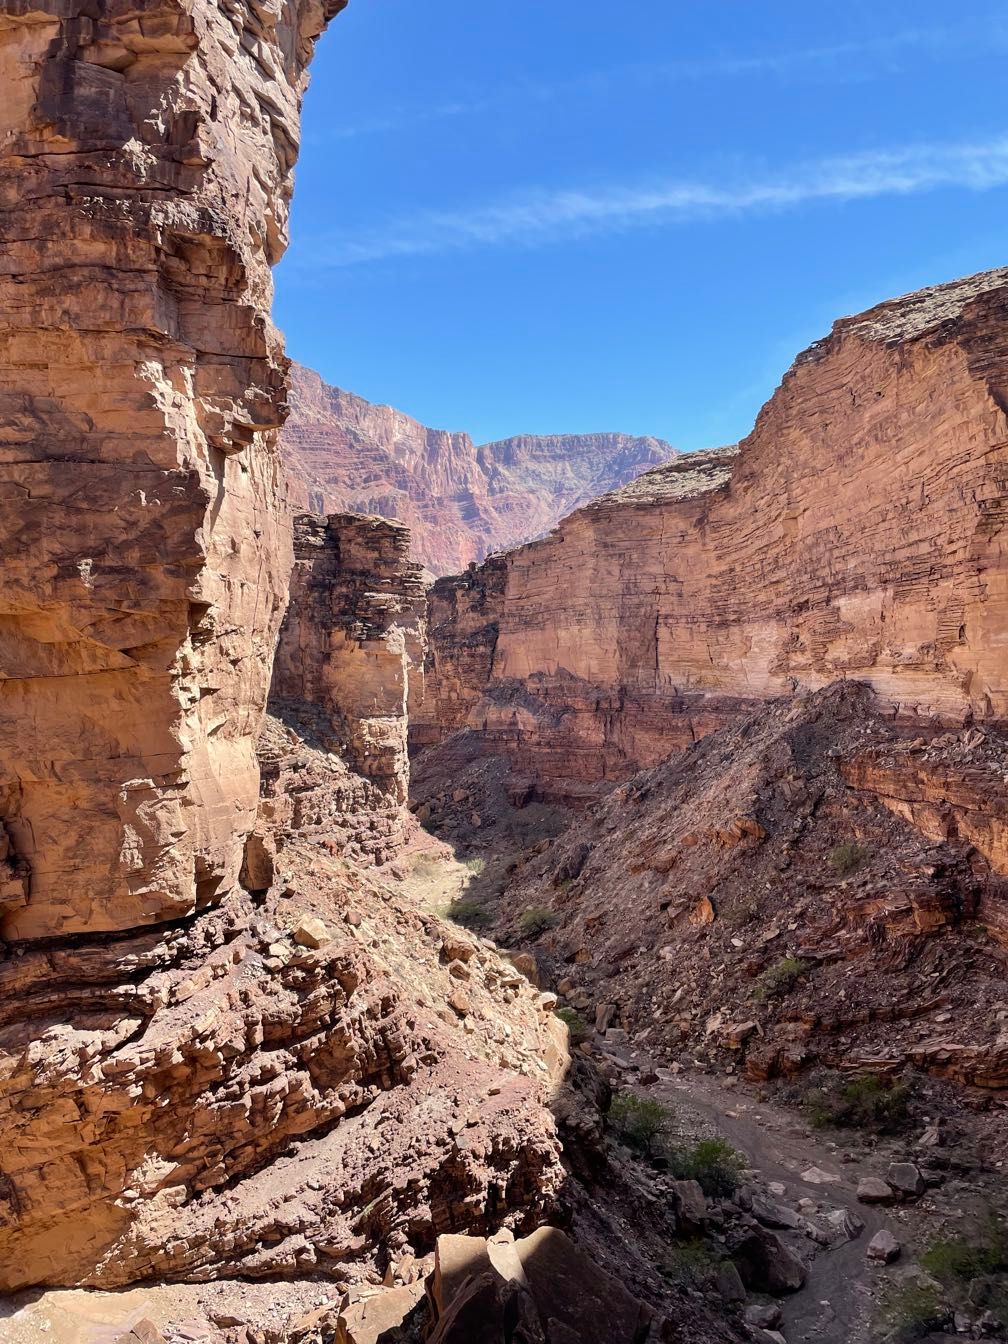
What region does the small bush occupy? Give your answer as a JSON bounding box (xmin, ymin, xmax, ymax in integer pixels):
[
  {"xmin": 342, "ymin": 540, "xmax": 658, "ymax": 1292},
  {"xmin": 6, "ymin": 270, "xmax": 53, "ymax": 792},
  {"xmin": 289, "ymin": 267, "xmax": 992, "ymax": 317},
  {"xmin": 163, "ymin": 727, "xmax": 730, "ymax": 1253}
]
[
  {"xmin": 921, "ymin": 1219, "xmax": 1008, "ymax": 1286},
  {"xmin": 724, "ymin": 895, "xmax": 758, "ymax": 928},
  {"xmin": 555, "ymin": 1007, "xmax": 590, "ymax": 1046},
  {"xmin": 658, "ymin": 1239, "xmax": 719, "ymax": 1290},
  {"xmin": 754, "ymin": 956, "xmax": 810, "ymax": 1002},
  {"xmin": 447, "ymin": 897, "xmax": 489, "ymax": 930},
  {"xmin": 879, "ymin": 1280, "xmax": 947, "ymax": 1339},
  {"xmin": 463, "ymin": 856, "xmax": 485, "ymax": 876},
  {"xmin": 608, "ymin": 1091, "xmax": 675, "ymax": 1156},
  {"xmin": 806, "ymin": 1073, "xmax": 912, "ymax": 1135},
  {"xmin": 669, "ymin": 1137, "xmax": 746, "ymax": 1197},
  {"xmin": 830, "ymin": 841, "xmax": 870, "ymax": 876},
  {"xmin": 517, "ymin": 905, "xmax": 556, "ymax": 939}
]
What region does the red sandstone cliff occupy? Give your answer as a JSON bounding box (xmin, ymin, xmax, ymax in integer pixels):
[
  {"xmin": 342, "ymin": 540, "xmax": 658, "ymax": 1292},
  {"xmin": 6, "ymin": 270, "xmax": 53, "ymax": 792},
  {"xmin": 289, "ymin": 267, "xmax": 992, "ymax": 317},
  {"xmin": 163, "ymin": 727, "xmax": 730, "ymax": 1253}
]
[
  {"xmin": 0, "ymin": 0, "xmax": 575, "ymax": 1303},
  {"xmin": 413, "ymin": 269, "xmax": 1008, "ymax": 801},
  {"xmin": 281, "ymin": 362, "xmax": 677, "ymax": 575}
]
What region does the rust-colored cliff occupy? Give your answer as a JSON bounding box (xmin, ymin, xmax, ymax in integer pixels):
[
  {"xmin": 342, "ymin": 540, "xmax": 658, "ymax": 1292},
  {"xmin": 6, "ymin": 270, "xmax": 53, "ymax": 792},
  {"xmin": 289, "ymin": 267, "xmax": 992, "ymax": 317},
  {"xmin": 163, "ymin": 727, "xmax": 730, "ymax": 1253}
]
[
  {"xmin": 0, "ymin": 0, "xmax": 343, "ymax": 937},
  {"xmin": 0, "ymin": 0, "xmax": 575, "ymax": 1306},
  {"xmin": 281, "ymin": 362, "xmax": 677, "ymax": 575},
  {"xmin": 271, "ymin": 512, "xmax": 427, "ymax": 804},
  {"xmin": 414, "ymin": 270, "xmax": 1008, "ymax": 800}
]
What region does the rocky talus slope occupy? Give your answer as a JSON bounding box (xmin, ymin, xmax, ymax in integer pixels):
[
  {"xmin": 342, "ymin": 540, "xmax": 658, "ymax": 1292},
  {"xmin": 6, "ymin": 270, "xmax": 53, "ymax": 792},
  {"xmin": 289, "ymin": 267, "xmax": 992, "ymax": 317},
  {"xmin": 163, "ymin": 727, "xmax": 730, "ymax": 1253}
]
[
  {"xmin": 413, "ymin": 269, "xmax": 1008, "ymax": 801},
  {"xmin": 488, "ymin": 682, "xmax": 1008, "ymax": 1094},
  {"xmin": 0, "ymin": 0, "xmax": 335, "ymax": 938},
  {"xmin": 0, "ymin": 510, "xmax": 572, "ymax": 1304},
  {"xmin": 281, "ymin": 363, "xmax": 677, "ymax": 575}
]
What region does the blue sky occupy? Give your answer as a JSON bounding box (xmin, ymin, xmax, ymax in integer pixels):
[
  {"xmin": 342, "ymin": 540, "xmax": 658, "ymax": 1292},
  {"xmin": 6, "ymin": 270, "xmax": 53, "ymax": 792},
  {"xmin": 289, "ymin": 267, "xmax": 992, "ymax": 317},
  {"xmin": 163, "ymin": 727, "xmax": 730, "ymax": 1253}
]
[{"xmin": 274, "ymin": 1, "xmax": 1008, "ymax": 449}]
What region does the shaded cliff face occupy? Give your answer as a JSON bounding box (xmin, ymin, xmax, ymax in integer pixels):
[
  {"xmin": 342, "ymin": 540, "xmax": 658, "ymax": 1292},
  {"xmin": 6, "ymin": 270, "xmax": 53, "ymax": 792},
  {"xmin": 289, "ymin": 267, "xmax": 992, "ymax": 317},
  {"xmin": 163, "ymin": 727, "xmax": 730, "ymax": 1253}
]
[
  {"xmin": 0, "ymin": 0, "xmax": 352, "ymax": 937},
  {"xmin": 281, "ymin": 363, "xmax": 677, "ymax": 575},
  {"xmin": 270, "ymin": 512, "xmax": 427, "ymax": 810},
  {"xmin": 413, "ymin": 269, "xmax": 1008, "ymax": 800}
]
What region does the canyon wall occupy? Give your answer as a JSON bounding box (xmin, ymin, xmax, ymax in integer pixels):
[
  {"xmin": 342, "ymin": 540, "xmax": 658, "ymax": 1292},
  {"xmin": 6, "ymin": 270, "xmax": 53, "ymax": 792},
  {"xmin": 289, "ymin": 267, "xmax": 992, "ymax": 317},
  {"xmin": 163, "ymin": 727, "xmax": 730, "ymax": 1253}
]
[
  {"xmin": 281, "ymin": 362, "xmax": 677, "ymax": 574},
  {"xmin": 270, "ymin": 512, "xmax": 427, "ymax": 805},
  {"xmin": 0, "ymin": 0, "xmax": 351, "ymax": 937},
  {"xmin": 414, "ymin": 270, "xmax": 1008, "ymax": 800},
  {"xmin": 0, "ymin": 4, "xmax": 578, "ymax": 1298}
]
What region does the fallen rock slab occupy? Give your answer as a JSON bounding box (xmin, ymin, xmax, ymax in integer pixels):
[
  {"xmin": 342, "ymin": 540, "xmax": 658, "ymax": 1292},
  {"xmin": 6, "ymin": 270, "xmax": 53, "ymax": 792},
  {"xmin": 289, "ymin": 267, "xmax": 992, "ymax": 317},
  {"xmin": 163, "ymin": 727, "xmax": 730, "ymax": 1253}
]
[
  {"xmin": 886, "ymin": 1161, "xmax": 926, "ymax": 1197},
  {"xmin": 857, "ymin": 1177, "xmax": 896, "ymax": 1205},
  {"xmin": 866, "ymin": 1229, "xmax": 901, "ymax": 1263}
]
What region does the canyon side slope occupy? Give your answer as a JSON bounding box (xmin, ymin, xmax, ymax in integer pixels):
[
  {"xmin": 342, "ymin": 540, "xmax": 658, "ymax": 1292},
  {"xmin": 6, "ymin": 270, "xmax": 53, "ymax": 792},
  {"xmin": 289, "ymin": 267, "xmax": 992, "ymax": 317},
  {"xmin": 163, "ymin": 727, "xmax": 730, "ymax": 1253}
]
[
  {"xmin": 413, "ymin": 268, "xmax": 1008, "ymax": 801},
  {"xmin": 280, "ymin": 362, "xmax": 677, "ymax": 575}
]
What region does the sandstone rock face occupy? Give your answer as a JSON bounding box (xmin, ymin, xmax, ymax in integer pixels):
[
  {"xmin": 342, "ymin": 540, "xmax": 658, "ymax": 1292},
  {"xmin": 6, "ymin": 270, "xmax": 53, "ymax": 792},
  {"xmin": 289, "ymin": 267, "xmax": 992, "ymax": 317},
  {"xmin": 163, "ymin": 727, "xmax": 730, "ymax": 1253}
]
[
  {"xmin": 0, "ymin": 749, "xmax": 568, "ymax": 1290},
  {"xmin": 281, "ymin": 363, "xmax": 677, "ymax": 575},
  {"xmin": 0, "ymin": 0, "xmax": 351, "ymax": 936},
  {"xmin": 270, "ymin": 513, "xmax": 427, "ymax": 806},
  {"xmin": 414, "ymin": 270, "xmax": 1008, "ymax": 800}
]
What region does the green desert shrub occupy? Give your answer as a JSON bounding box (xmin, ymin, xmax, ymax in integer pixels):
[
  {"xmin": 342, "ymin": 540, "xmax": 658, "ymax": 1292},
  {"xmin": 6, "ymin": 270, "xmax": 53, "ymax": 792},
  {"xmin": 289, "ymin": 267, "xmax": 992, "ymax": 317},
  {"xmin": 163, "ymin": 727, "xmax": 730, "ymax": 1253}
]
[
  {"xmin": 878, "ymin": 1280, "xmax": 947, "ymax": 1339},
  {"xmin": 921, "ymin": 1218, "xmax": 1008, "ymax": 1286},
  {"xmin": 754, "ymin": 956, "xmax": 810, "ymax": 1002},
  {"xmin": 658, "ymin": 1239, "xmax": 720, "ymax": 1290},
  {"xmin": 608, "ymin": 1091, "xmax": 675, "ymax": 1156},
  {"xmin": 555, "ymin": 1007, "xmax": 590, "ymax": 1046},
  {"xmin": 463, "ymin": 856, "xmax": 486, "ymax": 876},
  {"xmin": 829, "ymin": 841, "xmax": 870, "ymax": 876},
  {"xmin": 669, "ymin": 1137, "xmax": 747, "ymax": 1198},
  {"xmin": 447, "ymin": 897, "xmax": 490, "ymax": 930},
  {"xmin": 517, "ymin": 906, "xmax": 556, "ymax": 939},
  {"xmin": 805, "ymin": 1073, "xmax": 911, "ymax": 1135}
]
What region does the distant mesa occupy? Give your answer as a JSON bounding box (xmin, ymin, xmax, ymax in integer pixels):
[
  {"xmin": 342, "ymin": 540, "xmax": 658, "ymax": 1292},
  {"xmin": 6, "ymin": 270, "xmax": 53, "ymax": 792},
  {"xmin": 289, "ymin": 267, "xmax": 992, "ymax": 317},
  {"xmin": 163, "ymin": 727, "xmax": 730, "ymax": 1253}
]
[{"xmin": 280, "ymin": 362, "xmax": 677, "ymax": 575}]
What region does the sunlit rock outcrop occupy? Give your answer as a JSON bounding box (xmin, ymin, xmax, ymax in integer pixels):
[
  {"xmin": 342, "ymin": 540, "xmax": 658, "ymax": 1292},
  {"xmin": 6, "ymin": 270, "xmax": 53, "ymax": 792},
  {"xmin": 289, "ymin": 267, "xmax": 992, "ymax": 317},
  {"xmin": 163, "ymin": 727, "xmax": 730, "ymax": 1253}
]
[
  {"xmin": 414, "ymin": 270, "xmax": 1008, "ymax": 800},
  {"xmin": 0, "ymin": 0, "xmax": 353, "ymax": 936}
]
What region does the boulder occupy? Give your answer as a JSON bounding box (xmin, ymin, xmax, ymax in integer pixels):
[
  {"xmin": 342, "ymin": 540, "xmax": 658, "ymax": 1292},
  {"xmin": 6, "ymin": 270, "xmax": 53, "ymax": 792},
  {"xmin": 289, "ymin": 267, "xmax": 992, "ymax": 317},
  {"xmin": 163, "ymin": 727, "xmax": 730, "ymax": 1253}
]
[
  {"xmin": 866, "ymin": 1229, "xmax": 901, "ymax": 1263},
  {"xmin": 337, "ymin": 1283, "xmax": 426, "ymax": 1343},
  {"xmin": 750, "ymin": 1196, "xmax": 802, "ymax": 1231},
  {"xmin": 672, "ymin": 1179, "xmax": 708, "ymax": 1232},
  {"xmin": 857, "ymin": 1177, "xmax": 895, "ymax": 1205},
  {"xmin": 744, "ymin": 1304, "xmax": 783, "ymax": 1330},
  {"xmin": 293, "ymin": 915, "xmax": 331, "ymax": 950},
  {"xmin": 732, "ymin": 1228, "xmax": 807, "ymax": 1296},
  {"xmin": 886, "ymin": 1162, "xmax": 925, "ymax": 1197},
  {"xmin": 240, "ymin": 831, "xmax": 276, "ymax": 894},
  {"xmin": 716, "ymin": 1259, "xmax": 747, "ymax": 1304},
  {"xmin": 428, "ymin": 1227, "xmax": 652, "ymax": 1344},
  {"xmin": 507, "ymin": 950, "xmax": 539, "ymax": 984},
  {"xmin": 444, "ymin": 935, "xmax": 477, "ymax": 964},
  {"xmin": 823, "ymin": 1207, "xmax": 865, "ymax": 1243}
]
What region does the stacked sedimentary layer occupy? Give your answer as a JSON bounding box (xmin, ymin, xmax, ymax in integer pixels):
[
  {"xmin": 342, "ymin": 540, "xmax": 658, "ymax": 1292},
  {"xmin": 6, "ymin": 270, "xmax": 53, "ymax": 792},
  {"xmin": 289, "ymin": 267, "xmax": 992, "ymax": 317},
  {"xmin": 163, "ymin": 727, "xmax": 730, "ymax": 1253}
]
[
  {"xmin": 270, "ymin": 512, "xmax": 427, "ymax": 808},
  {"xmin": 281, "ymin": 363, "xmax": 677, "ymax": 575},
  {"xmin": 0, "ymin": 822, "xmax": 568, "ymax": 1290},
  {"xmin": 0, "ymin": 0, "xmax": 353, "ymax": 937},
  {"xmin": 496, "ymin": 682, "xmax": 1008, "ymax": 1091},
  {"xmin": 413, "ymin": 270, "xmax": 1008, "ymax": 800},
  {"xmin": 0, "ymin": 0, "xmax": 574, "ymax": 1305}
]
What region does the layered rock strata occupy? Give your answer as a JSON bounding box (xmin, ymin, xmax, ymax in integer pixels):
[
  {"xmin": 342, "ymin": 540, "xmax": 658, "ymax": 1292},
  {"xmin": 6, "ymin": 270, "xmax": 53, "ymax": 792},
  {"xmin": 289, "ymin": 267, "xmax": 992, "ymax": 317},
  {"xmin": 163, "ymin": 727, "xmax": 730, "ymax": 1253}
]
[
  {"xmin": 281, "ymin": 363, "xmax": 677, "ymax": 575},
  {"xmin": 0, "ymin": 771, "xmax": 569, "ymax": 1290},
  {"xmin": 494, "ymin": 682, "xmax": 1008, "ymax": 1091},
  {"xmin": 0, "ymin": 0, "xmax": 352, "ymax": 937},
  {"xmin": 0, "ymin": 0, "xmax": 578, "ymax": 1305},
  {"xmin": 270, "ymin": 513, "xmax": 427, "ymax": 807},
  {"xmin": 413, "ymin": 270, "xmax": 1008, "ymax": 800}
]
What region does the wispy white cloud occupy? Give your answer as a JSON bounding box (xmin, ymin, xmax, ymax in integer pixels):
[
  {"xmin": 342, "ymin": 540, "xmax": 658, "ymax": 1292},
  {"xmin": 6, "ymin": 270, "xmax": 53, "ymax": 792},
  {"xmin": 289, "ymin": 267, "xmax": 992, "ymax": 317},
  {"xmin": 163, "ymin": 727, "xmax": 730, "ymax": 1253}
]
[
  {"xmin": 288, "ymin": 135, "xmax": 1008, "ymax": 270},
  {"xmin": 314, "ymin": 20, "xmax": 1008, "ymax": 143}
]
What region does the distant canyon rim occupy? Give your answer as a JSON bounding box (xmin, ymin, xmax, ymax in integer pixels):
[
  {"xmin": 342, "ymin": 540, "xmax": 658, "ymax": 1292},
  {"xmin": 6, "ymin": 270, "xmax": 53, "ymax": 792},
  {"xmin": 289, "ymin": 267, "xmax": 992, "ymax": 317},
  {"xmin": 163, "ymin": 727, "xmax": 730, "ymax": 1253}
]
[{"xmin": 0, "ymin": 1, "xmax": 1007, "ymax": 1343}]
